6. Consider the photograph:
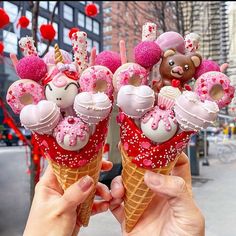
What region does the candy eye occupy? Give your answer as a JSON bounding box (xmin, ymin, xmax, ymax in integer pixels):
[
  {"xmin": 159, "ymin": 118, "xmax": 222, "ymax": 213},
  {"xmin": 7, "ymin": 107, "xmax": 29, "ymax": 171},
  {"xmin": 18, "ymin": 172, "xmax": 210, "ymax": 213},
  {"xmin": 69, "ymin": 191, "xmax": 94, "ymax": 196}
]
[
  {"xmin": 169, "ymin": 60, "xmax": 175, "ymax": 66},
  {"xmin": 184, "ymin": 65, "xmax": 189, "ymax": 71}
]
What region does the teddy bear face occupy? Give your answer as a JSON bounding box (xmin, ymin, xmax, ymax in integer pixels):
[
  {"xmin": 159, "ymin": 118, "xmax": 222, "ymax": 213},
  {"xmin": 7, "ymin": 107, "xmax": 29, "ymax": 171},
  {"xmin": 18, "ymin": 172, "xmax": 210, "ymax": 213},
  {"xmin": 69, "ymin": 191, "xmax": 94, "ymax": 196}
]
[{"xmin": 159, "ymin": 49, "xmax": 202, "ymax": 88}]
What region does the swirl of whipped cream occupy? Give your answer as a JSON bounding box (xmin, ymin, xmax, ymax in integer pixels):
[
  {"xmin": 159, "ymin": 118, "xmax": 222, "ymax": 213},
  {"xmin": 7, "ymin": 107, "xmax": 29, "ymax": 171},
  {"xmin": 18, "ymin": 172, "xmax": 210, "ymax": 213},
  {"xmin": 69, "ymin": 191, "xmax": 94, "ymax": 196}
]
[{"xmin": 159, "ymin": 86, "xmax": 181, "ymax": 100}]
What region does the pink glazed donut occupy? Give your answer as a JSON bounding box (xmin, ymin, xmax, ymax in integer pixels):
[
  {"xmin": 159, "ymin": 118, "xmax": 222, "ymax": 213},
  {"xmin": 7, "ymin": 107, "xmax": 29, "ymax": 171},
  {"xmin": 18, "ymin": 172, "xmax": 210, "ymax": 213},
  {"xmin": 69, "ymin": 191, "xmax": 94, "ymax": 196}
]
[
  {"xmin": 79, "ymin": 65, "xmax": 114, "ymax": 98},
  {"xmin": 113, "ymin": 62, "xmax": 148, "ymax": 92},
  {"xmin": 194, "ymin": 71, "xmax": 235, "ymax": 109},
  {"xmin": 6, "ymin": 79, "xmax": 45, "ymax": 114}
]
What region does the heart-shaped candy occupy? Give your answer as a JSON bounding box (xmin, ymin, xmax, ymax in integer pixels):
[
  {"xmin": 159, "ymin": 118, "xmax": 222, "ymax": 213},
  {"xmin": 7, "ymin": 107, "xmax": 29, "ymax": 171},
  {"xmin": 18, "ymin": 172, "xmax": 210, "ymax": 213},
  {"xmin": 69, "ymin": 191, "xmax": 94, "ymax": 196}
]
[
  {"xmin": 20, "ymin": 100, "xmax": 60, "ymax": 134},
  {"xmin": 73, "ymin": 92, "xmax": 112, "ymax": 124},
  {"xmin": 117, "ymin": 85, "xmax": 155, "ymax": 119}
]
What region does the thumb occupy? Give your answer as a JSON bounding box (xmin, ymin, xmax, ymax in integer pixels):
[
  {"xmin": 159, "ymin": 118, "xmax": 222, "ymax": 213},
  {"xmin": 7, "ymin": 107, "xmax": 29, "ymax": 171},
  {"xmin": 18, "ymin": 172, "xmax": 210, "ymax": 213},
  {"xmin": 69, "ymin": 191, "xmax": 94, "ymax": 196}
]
[
  {"xmin": 59, "ymin": 175, "xmax": 94, "ymax": 211},
  {"xmin": 144, "ymin": 171, "xmax": 195, "ymax": 214}
]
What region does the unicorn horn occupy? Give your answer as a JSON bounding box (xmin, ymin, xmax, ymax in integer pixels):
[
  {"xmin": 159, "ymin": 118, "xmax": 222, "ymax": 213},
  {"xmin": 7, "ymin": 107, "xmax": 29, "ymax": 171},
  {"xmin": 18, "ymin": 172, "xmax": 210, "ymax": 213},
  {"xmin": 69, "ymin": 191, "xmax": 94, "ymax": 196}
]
[{"xmin": 54, "ymin": 44, "xmax": 64, "ymax": 64}]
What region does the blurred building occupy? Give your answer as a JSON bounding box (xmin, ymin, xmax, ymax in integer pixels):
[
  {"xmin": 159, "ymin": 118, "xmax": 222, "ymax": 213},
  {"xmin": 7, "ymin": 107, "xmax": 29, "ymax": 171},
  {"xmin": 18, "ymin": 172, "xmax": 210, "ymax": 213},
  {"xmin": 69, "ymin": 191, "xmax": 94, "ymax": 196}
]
[
  {"xmin": 0, "ymin": 1, "xmax": 103, "ymax": 124},
  {"xmin": 227, "ymin": 3, "xmax": 236, "ymax": 116},
  {"xmin": 180, "ymin": 1, "xmax": 229, "ymax": 65},
  {"xmin": 103, "ymin": 1, "xmax": 178, "ymax": 62},
  {"xmin": 180, "ymin": 1, "xmax": 230, "ymax": 115}
]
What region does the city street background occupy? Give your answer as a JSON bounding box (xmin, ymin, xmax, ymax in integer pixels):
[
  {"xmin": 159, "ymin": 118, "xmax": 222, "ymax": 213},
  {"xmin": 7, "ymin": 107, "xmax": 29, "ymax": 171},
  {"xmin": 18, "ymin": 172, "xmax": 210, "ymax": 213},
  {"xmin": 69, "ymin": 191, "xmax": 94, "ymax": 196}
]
[{"xmin": 1, "ymin": 138, "xmax": 236, "ymax": 236}]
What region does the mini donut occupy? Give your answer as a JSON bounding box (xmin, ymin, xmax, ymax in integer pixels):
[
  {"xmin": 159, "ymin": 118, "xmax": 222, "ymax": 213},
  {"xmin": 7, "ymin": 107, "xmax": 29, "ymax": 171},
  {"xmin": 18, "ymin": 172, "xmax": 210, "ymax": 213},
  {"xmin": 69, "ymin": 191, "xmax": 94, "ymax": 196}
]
[
  {"xmin": 6, "ymin": 79, "xmax": 45, "ymax": 114},
  {"xmin": 79, "ymin": 65, "xmax": 114, "ymax": 98},
  {"xmin": 194, "ymin": 71, "xmax": 235, "ymax": 109},
  {"xmin": 113, "ymin": 62, "xmax": 148, "ymax": 92}
]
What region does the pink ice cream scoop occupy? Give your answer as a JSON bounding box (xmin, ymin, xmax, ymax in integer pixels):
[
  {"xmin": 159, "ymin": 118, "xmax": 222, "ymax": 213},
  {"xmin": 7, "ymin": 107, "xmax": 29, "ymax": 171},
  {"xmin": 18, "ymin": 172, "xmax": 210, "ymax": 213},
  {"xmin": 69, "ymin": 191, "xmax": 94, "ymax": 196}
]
[
  {"xmin": 174, "ymin": 91, "xmax": 219, "ymax": 131},
  {"xmin": 73, "ymin": 92, "xmax": 112, "ymax": 124},
  {"xmin": 117, "ymin": 85, "xmax": 155, "ymax": 119},
  {"xmin": 54, "ymin": 116, "xmax": 90, "ymax": 151},
  {"xmin": 20, "ymin": 100, "xmax": 61, "ymax": 135}
]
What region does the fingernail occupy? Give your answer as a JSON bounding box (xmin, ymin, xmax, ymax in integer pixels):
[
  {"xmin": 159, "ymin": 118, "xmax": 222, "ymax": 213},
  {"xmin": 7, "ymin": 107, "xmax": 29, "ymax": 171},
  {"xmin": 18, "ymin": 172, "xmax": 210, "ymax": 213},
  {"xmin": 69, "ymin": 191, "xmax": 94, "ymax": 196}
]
[
  {"xmin": 102, "ymin": 203, "xmax": 109, "ymax": 211},
  {"xmin": 145, "ymin": 171, "xmax": 162, "ymax": 186},
  {"xmin": 112, "ymin": 181, "xmax": 121, "ymax": 189},
  {"xmin": 78, "ymin": 175, "xmax": 93, "ymax": 192}
]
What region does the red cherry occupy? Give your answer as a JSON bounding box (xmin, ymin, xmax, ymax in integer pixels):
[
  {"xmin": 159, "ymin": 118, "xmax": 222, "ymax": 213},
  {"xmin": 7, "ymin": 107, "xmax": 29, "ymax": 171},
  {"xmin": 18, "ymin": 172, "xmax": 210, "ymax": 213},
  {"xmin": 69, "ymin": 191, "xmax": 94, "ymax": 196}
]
[
  {"xmin": 68, "ymin": 117, "xmax": 75, "ymax": 124},
  {"xmin": 159, "ymin": 104, "xmax": 166, "ymax": 110},
  {"xmin": 171, "ymin": 79, "xmax": 180, "ymax": 88}
]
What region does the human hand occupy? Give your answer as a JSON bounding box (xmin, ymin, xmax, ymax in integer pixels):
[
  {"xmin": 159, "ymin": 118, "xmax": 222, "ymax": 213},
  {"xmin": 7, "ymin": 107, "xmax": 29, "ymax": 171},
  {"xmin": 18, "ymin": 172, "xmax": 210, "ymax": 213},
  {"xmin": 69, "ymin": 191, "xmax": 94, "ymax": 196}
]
[
  {"xmin": 23, "ymin": 160, "xmax": 113, "ymax": 236},
  {"xmin": 110, "ymin": 153, "xmax": 205, "ymax": 236}
]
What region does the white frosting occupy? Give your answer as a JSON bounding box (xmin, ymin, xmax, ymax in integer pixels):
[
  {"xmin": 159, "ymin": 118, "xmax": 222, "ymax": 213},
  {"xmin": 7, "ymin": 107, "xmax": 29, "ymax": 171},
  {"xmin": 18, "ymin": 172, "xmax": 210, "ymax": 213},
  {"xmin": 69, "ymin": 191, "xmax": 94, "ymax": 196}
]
[{"xmin": 159, "ymin": 86, "xmax": 181, "ymax": 100}]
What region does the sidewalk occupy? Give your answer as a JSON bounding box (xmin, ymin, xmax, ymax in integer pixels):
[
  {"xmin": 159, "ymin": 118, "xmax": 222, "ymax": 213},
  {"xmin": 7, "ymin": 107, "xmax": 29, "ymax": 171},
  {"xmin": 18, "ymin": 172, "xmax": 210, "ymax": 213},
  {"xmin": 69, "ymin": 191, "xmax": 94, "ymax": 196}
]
[{"xmin": 192, "ymin": 141, "xmax": 236, "ymax": 236}]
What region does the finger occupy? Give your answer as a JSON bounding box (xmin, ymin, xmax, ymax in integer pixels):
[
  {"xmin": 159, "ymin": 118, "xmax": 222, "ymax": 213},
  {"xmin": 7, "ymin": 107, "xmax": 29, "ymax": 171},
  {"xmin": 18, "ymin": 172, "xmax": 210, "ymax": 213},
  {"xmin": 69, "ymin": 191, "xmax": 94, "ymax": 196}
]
[
  {"xmin": 59, "ymin": 175, "xmax": 94, "ymax": 211},
  {"xmin": 109, "ymin": 198, "xmax": 124, "ymax": 224},
  {"xmin": 144, "ymin": 171, "xmax": 196, "ymax": 213},
  {"xmin": 91, "ymin": 201, "xmax": 110, "ymax": 215},
  {"xmin": 38, "ymin": 165, "xmax": 63, "ymax": 194},
  {"xmin": 110, "ymin": 176, "xmax": 124, "ymax": 199},
  {"xmin": 101, "ymin": 160, "xmax": 113, "ymax": 172},
  {"xmin": 110, "ymin": 176, "xmax": 125, "ymax": 223},
  {"xmin": 171, "ymin": 152, "xmax": 192, "ymax": 191},
  {"xmin": 95, "ymin": 182, "xmax": 112, "ymax": 201}
]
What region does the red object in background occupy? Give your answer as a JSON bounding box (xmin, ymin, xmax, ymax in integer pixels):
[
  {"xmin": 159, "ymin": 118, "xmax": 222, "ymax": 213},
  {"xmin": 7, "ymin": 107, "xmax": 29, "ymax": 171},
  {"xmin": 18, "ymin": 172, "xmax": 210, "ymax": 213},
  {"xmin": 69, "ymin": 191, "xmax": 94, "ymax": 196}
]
[
  {"xmin": 103, "ymin": 143, "xmax": 110, "ymax": 161},
  {"xmin": 17, "ymin": 16, "xmax": 30, "ymax": 28},
  {"xmin": 69, "ymin": 27, "xmax": 80, "ymax": 39},
  {"xmin": 85, "ymin": 3, "xmax": 98, "ymax": 17},
  {"xmin": 0, "ymin": 42, "xmax": 4, "ymax": 54},
  {"xmin": 40, "ymin": 24, "xmax": 56, "ymax": 41},
  {"xmin": 7, "ymin": 133, "xmax": 13, "ymax": 140},
  {"xmin": 0, "ymin": 8, "xmax": 10, "ymax": 29}
]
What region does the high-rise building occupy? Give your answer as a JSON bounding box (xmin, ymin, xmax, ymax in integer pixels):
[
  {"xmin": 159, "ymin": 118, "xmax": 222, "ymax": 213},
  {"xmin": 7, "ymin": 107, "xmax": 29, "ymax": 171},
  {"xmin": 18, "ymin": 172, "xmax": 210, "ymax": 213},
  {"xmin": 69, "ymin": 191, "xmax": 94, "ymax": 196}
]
[
  {"xmin": 227, "ymin": 2, "xmax": 236, "ymax": 116},
  {"xmin": 180, "ymin": 1, "xmax": 229, "ymax": 65},
  {"xmin": 0, "ymin": 1, "xmax": 103, "ymax": 123}
]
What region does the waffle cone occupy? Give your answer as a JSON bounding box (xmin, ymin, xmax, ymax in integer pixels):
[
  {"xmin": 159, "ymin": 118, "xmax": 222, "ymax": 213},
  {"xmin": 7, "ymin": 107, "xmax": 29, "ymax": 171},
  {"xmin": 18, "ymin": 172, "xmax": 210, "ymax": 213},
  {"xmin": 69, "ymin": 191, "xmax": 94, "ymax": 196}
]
[
  {"xmin": 48, "ymin": 150, "xmax": 103, "ymax": 227},
  {"xmin": 121, "ymin": 145, "xmax": 178, "ymax": 233}
]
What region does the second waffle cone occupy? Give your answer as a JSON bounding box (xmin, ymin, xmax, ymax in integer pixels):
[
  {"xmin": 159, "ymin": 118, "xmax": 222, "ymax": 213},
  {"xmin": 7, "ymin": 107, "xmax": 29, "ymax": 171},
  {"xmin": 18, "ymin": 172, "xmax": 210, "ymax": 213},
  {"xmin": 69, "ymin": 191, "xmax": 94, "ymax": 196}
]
[{"xmin": 121, "ymin": 145, "xmax": 178, "ymax": 233}]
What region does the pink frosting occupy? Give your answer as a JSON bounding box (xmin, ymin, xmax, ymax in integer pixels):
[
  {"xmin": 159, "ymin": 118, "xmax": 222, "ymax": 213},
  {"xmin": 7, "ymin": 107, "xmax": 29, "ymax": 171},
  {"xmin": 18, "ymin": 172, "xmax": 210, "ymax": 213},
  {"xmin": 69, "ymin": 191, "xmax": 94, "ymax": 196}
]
[
  {"xmin": 156, "ymin": 31, "xmax": 185, "ymax": 54},
  {"xmin": 43, "ymin": 49, "xmax": 72, "ymax": 65},
  {"xmin": 114, "ymin": 63, "xmax": 148, "ymax": 91},
  {"xmin": 6, "ymin": 79, "xmax": 45, "ymax": 114},
  {"xmin": 54, "ymin": 116, "xmax": 89, "ymax": 146},
  {"xmin": 79, "ymin": 66, "xmax": 114, "ymax": 98},
  {"xmin": 194, "ymin": 59, "xmax": 220, "ymax": 79},
  {"xmin": 142, "ymin": 105, "xmax": 177, "ymax": 131},
  {"xmin": 195, "ymin": 71, "xmax": 235, "ymax": 109}
]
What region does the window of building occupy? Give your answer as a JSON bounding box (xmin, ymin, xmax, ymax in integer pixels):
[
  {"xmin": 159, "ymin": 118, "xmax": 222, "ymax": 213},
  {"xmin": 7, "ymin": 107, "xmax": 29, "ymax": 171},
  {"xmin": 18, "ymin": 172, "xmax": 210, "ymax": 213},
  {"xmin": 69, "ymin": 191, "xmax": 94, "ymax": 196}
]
[
  {"xmin": 93, "ymin": 20, "xmax": 100, "ymax": 35},
  {"xmin": 49, "ymin": 1, "xmax": 58, "ymax": 14},
  {"xmin": 78, "ymin": 12, "xmax": 85, "ymax": 27},
  {"xmin": 104, "ymin": 16, "xmax": 111, "ymax": 24},
  {"xmin": 104, "ymin": 35, "xmax": 112, "ymax": 41},
  {"xmin": 86, "ymin": 16, "xmax": 92, "ymax": 31},
  {"xmin": 79, "ymin": 1, "xmax": 86, "ymax": 5},
  {"xmin": 3, "ymin": 2, "xmax": 18, "ymax": 23},
  {"xmin": 93, "ymin": 41, "xmax": 100, "ymax": 52},
  {"xmin": 103, "ymin": 45, "xmax": 112, "ymax": 51},
  {"xmin": 53, "ymin": 22, "xmax": 58, "ymax": 40},
  {"xmin": 104, "ymin": 26, "xmax": 112, "ymax": 33},
  {"xmin": 40, "ymin": 1, "xmax": 48, "ymax": 9},
  {"xmin": 38, "ymin": 43, "xmax": 48, "ymax": 56},
  {"xmin": 64, "ymin": 4, "xmax": 73, "ymax": 21},
  {"xmin": 25, "ymin": 11, "xmax": 32, "ymax": 30},
  {"xmin": 104, "ymin": 7, "xmax": 112, "ymax": 14},
  {"xmin": 3, "ymin": 31, "xmax": 17, "ymax": 54},
  {"xmin": 38, "ymin": 16, "xmax": 48, "ymax": 26},
  {"xmin": 87, "ymin": 37, "xmax": 92, "ymax": 52},
  {"xmin": 63, "ymin": 28, "xmax": 71, "ymax": 45}
]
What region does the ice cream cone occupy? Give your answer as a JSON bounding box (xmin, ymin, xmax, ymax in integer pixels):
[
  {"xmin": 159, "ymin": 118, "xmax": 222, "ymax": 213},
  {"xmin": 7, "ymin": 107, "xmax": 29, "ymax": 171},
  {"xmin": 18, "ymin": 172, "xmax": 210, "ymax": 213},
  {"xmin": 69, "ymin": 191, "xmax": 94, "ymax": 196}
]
[
  {"xmin": 48, "ymin": 149, "xmax": 102, "ymax": 226},
  {"xmin": 120, "ymin": 145, "xmax": 178, "ymax": 233},
  {"xmin": 117, "ymin": 112, "xmax": 194, "ymax": 233}
]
